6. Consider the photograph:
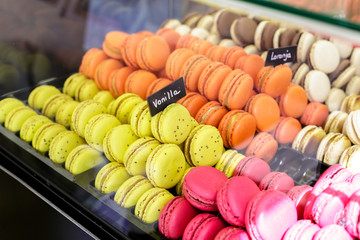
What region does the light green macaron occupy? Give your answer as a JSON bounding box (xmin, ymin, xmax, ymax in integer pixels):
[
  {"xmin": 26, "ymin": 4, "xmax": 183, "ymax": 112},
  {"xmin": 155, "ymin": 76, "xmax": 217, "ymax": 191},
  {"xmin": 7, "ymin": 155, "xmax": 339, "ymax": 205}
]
[{"xmin": 215, "ymin": 149, "xmax": 245, "ymax": 177}]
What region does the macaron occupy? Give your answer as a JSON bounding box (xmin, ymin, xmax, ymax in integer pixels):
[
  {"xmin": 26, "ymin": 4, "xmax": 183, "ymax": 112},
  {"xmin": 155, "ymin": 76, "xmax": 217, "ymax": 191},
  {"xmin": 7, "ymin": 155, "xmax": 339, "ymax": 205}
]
[
  {"xmin": 160, "ymin": 18, "xmax": 181, "ymax": 29},
  {"xmin": 287, "ymin": 185, "xmax": 313, "ymax": 220},
  {"xmin": 114, "ymin": 94, "xmax": 144, "ymax": 124},
  {"xmin": 323, "ymin": 110, "xmax": 348, "ymax": 133},
  {"xmin": 175, "ymin": 33, "xmax": 197, "ymax": 48},
  {"xmin": 351, "ymin": 47, "xmax": 360, "ymax": 76},
  {"xmin": 234, "ymin": 54, "xmax": 265, "ymax": 83},
  {"xmin": 341, "ymin": 94, "xmax": 360, "ymax": 113},
  {"xmin": 215, "ymin": 150, "xmax": 245, "ymax": 178},
  {"xmin": 175, "ymin": 167, "xmax": 193, "ymax": 196},
  {"xmin": 245, "ymin": 93, "xmax": 280, "ymax": 132},
  {"xmin": 292, "ymin": 125, "xmax": 326, "ymax": 156},
  {"xmin": 309, "ymin": 40, "xmax": 340, "ymax": 74},
  {"xmin": 134, "ymin": 187, "xmax": 174, "ymax": 224},
  {"xmin": 300, "ymin": 102, "xmax": 329, "ymax": 127},
  {"xmin": 313, "ymin": 224, "xmax": 352, "ymax": 240},
  {"xmin": 271, "ymin": 117, "xmax": 302, "ymax": 144},
  {"xmin": 214, "ymin": 9, "xmax": 242, "ymax": 38},
  {"xmin": 79, "ymin": 48, "xmax": 108, "ymax": 79},
  {"xmin": 255, "ymin": 64, "xmax": 292, "ymax": 98},
  {"xmin": 218, "ymin": 110, "xmax": 256, "ymax": 150},
  {"xmin": 182, "ymin": 12, "xmax": 202, "ymax": 28},
  {"xmin": 0, "ymin": 97, "xmax": 24, "ymax": 123},
  {"xmin": 94, "ymin": 162, "xmax": 130, "ymax": 194},
  {"xmin": 330, "ymin": 61, "xmax": 356, "ymax": 89},
  {"xmin": 121, "ymin": 33, "xmax": 148, "ymax": 69},
  {"xmin": 55, "ymin": 100, "xmax": 80, "ymax": 128},
  {"xmin": 84, "ymin": 114, "xmax": 121, "ymax": 151},
  {"xmin": 195, "ymin": 101, "xmax": 228, "ymax": 128},
  {"xmin": 114, "ymin": 175, "xmax": 153, "ymax": 208},
  {"xmin": 124, "ymin": 70, "xmax": 157, "ymax": 100},
  {"xmin": 220, "ymin": 46, "xmax": 247, "ymax": 69},
  {"xmin": 291, "ymin": 31, "xmax": 316, "ymax": 63},
  {"xmin": 339, "ymin": 145, "xmax": 360, "ymax": 174},
  {"xmin": 41, "ymin": 93, "xmax": 73, "ymax": 119},
  {"xmin": 345, "ymin": 76, "xmax": 360, "ymax": 96},
  {"xmin": 155, "ymin": 28, "xmax": 181, "ymax": 52},
  {"xmin": 245, "ymin": 132, "xmax": 278, "ymax": 163},
  {"xmin": 190, "ymin": 27, "xmax": 210, "ymax": 40},
  {"xmin": 4, "ymin": 106, "xmax": 37, "ymax": 132},
  {"xmin": 136, "ymin": 35, "xmax": 171, "ymax": 72},
  {"xmin": 254, "ymin": 20, "xmax": 279, "ymax": 51},
  {"xmin": 181, "ymin": 54, "xmax": 212, "ymax": 92},
  {"xmin": 129, "ymin": 101, "xmax": 153, "ymax": 138},
  {"xmin": 103, "ymin": 124, "xmax": 139, "ymax": 163},
  {"xmin": 184, "ymin": 125, "xmax": 224, "ymax": 167},
  {"xmin": 342, "ymin": 110, "xmax": 360, "ymax": 145},
  {"xmin": 20, "ymin": 115, "xmax": 52, "ymax": 143},
  {"xmin": 146, "ymin": 143, "xmax": 185, "ymax": 189},
  {"xmin": 183, "ymin": 166, "xmax": 227, "ymax": 211},
  {"xmin": 344, "ymin": 188, "xmax": 360, "ymax": 237},
  {"xmin": 316, "ymin": 132, "xmax": 351, "ymax": 165},
  {"xmin": 217, "ymin": 176, "xmax": 260, "ymax": 227},
  {"xmin": 123, "ymin": 137, "xmax": 161, "ymax": 175},
  {"xmin": 282, "ymin": 220, "xmax": 320, "ymax": 240},
  {"xmin": 245, "ymin": 190, "xmax": 297, "ymax": 240},
  {"xmin": 232, "ymin": 156, "xmax": 271, "ymax": 185},
  {"xmin": 73, "ymin": 79, "xmax": 99, "ymax": 102},
  {"xmin": 151, "ymin": 103, "xmax": 193, "ymax": 144},
  {"xmin": 177, "ymin": 92, "xmax": 209, "ymax": 118},
  {"xmin": 165, "ymin": 48, "xmax": 195, "ymax": 81},
  {"xmin": 145, "ymin": 78, "xmax": 172, "ymax": 98},
  {"xmin": 32, "ymin": 122, "xmax": 67, "ymax": 153},
  {"xmin": 303, "ymin": 70, "xmax": 331, "ymax": 103},
  {"xmin": 102, "ymin": 31, "xmax": 128, "ymax": 60},
  {"xmin": 27, "ymin": 85, "xmax": 61, "ymax": 110},
  {"xmin": 49, "ymin": 130, "xmax": 85, "ymax": 164},
  {"xmin": 190, "ymin": 39, "xmax": 213, "ymax": 55},
  {"xmin": 196, "ymin": 14, "xmax": 215, "ymax": 31},
  {"xmin": 291, "ymin": 62, "xmax": 310, "ymax": 86},
  {"xmin": 159, "ymin": 196, "xmax": 199, "ymax": 239},
  {"xmin": 71, "ymin": 100, "xmax": 107, "ymax": 138},
  {"xmin": 183, "ymin": 212, "xmax": 227, "ymax": 240},
  {"xmin": 65, "ymin": 144, "xmax": 105, "ymax": 175},
  {"xmin": 230, "ymin": 17, "xmax": 257, "ymax": 46},
  {"xmin": 62, "ymin": 73, "xmax": 88, "ymax": 98},
  {"xmin": 92, "ymin": 91, "xmax": 114, "ymax": 108},
  {"xmin": 259, "ymin": 171, "xmax": 294, "ymax": 193},
  {"xmin": 206, "ymin": 45, "xmax": 228, "ymax": 62},
  {"xmin": 277, "ymin": 83, "xmax": 308, "ymax": 118},
  {"xmin": 325, "ymin": 87, "xmax": 346, "ymax": 112},
  {"xmin": 108, "ymin": 67, "xmax": 135, "ymax": 98}
]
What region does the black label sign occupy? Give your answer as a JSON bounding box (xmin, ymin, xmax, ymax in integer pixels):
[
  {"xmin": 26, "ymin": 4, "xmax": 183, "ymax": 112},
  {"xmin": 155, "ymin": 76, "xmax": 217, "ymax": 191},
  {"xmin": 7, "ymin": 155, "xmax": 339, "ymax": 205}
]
[
  {"xmin": 265, "ymin": 45, "xmax": 297, "ymax": 66},
  {"xmin": 147, "ymin": 77, "xmax": 186, "ymax": 116}
]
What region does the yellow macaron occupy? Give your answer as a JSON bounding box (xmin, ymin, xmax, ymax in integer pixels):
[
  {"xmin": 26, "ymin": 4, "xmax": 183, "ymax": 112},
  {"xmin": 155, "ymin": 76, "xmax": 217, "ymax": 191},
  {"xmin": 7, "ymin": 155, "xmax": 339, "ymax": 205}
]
[
  {"xmin": 0, "ymin": 97, "xmax": 24, "ymax": 123},
  {"xmin": 107, "ymin": 93, "xmax": 139, "ymax": 116},
  {"xmin": 28, "ymin": 85, "xmax": 61, "ymax": 110},
  {"xmin": 41, "ymin": 93, "xmax": 73, "ymax": 119},
  {"xmin": 32, "ymin": 122, "xmax": 67, "ymax": 152},
  {"xmin": 74, "ymin": 79, "xmax": 100, "ymax": 102},
  {"xmin": 4, "ymin": 106, "xmax": 37, "ymax": 132},
  {"xmin": 20, "ymin": 115, "xmax": 52, "ymax": 142},
  {"xmin": 94, "ymin": 162, "xmax": 130, "ymax": 194},
  {"xmin": 62, "ymin": 73, "xmax": 88, "ymax": 97},
  {"xmin": 49, "ymin": 130, "xmax": 85, "ymax": 164},
  {"xmin": 93, "ymin": 91, "xmax": 115, "ymax": 108},
  {"xmin": 55, "ymin": 100, "xmax": 80, "ymax": 128},
  {"xmin": 215, "ymin": 149, "xmax": 245, "ymax": 177},
  {"xmin": 129, "ymin": 101, "xmax": 153, "ymax": 138}
]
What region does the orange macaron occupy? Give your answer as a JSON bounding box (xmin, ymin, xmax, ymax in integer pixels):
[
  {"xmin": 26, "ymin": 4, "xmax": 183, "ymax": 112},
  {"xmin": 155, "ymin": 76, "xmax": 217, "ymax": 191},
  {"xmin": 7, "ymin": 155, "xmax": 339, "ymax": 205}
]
[
  {"xmin": 271, "ymin": 116, "xmax": 302, "ymax": 144},
  {"xmin": 146, "ymin": 78, "xmax": 172, "ymax": 98},
  {"xmin": 300, "ymin": 102, "xmax": 329, "ymax": 127},
  {"xmin": 102, "ymin": 31, "xmax": 129, "ymax": 60},
  {"xmin": 79, "ymin": 48, "xmax": 109, "ymax": 79},
  {"xmin": 156, "ymin": 28, "xmax": 181, "ymax": 52},
  {"xmin": 218, "ymin": 69, "xmax": 254, "ymax": 110},
  {"xmin": 189, "ymin": 39, "xmax": 213, "ymax": 55},
  {"xmin": 245, "ymin": 132, "xmax": 278, "ymax": 163},
  {"xmin": 181, "ymin": 55, "xmax": 212, "ymax": 92},
  {"xmin": 121, "ymin": 33, "xmax": 148, "ymax": 69},
  {"xmin": 125, "ymin": 70, "xmax": 157, "ymax": 99},
  {"xmin": 277, "ymin": 83, "xmax": 308, "ymax": 118},
  {"xmin": 255, "ymin": 64, "xmax": 292, "ymax": 98},
  {"xmin": 198, "ymin": 62, "xmax": 232, "ymax": 101},
  {"xmin": 165, "ymin": 48, "xmax": 195, "ymax": 80},
  {"xmin": 195, "ymin": 101, "xmax": 228, "ymax": 128},
  {"xmin": 108, "ymin": 67, "xmax": 135, "ymax": 98},
  {"xmin": 234, "ymin": 54, "xmax": 264, "ymax": 83},
  {"xmin": 177, "ymin": 92, "xmax": 208, "ymax": 118},
  {"xmin": 175, "ymin": 34, "xmax": 198, "ymax": 49},
  {"xmin": 94, "ymin": 59, "xmax": 124, "ymax": 90},
  {"xmin": 245, "ymin": 93, "xmax": 280, "ymax": 132},
  {"xmin": 206, "ymin": 45, "xmax": 228, "ymax": 62},
  {"xmin": 218, "ymin": 110, "xmax": 257, "ymax": 150},
  {"xmin": 136, "ymin": 35, "xmax": 171, "ymax": 72},
  {"xmin": 220, "ymin": 46, "xmax": 247, "ymax": 69}
]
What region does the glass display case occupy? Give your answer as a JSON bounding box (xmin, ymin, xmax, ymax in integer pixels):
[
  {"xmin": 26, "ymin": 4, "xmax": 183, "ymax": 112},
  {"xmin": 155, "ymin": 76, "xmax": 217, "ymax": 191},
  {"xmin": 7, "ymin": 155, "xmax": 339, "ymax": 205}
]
[{"xmin": 0, "ymin": 0, "xmax": 359, "ymax": 239}]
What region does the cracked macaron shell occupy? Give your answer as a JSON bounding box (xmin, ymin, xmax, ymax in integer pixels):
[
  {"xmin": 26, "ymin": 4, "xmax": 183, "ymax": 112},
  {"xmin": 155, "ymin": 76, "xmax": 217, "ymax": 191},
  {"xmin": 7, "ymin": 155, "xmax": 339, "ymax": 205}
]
[
  {"xmin": 20, "ymin": 115, "xmax": 52, "ymax": 142},
  {"xmin": 103, "ymin": 124, "xmax": 139, "ymax": 163},
  {"xmin": 184, "ymin": 124, "xmax": 224, "ymax": 167},
  {"xmin": 84, "ymin": 114, "xmax": 121, "ymax": 151},
  {"xmin": 134, "ymin": 187, "xmax": 174, "ymax": 224},
  {"xmin": 0, "ymin": 97, "xmax": 24, "ymax": 123},
  {"xmin": 32, "ymin": 122, "xmax": 67, "ymax": 152},
  {"xmin": 4, "ymin": 106, "xmax": 37, "ymax": 132},
  {"xmin": 94, "ymin": 162, "xmax": 130, "ymax": 194},
  {"xmin": 123, "ymin": 137, "xmax": 161, "ymax": 175},
  {"xmin": 65, "ymin": 144, "xmax": 105, "ymax": 175},
  {"xmin": 146, "ymin": 144, "xmax": 186, "ymax": 189},
  {"xmin": 114, "ymin": 175, "xmax": 153, "ymax": 208},
  {"xmin": 49, "ymin": 130, "xmax": 85, "ymax": 163}
]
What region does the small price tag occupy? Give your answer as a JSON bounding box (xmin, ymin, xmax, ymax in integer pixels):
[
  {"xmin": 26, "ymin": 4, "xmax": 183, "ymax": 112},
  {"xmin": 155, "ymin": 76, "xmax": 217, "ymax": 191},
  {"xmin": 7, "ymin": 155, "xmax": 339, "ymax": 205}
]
[
  {"xmin": 265, "ymin": 45, "xmax": 297, "ymax": 66},
  {"xmin": 147, "ymin": 77, "xmax": 186, "ymax": 117}
]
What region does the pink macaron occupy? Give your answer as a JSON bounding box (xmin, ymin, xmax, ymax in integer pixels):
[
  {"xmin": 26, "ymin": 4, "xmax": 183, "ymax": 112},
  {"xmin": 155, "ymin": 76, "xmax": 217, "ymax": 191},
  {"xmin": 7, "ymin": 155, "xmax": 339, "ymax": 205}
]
[
  {"xmin": 303, "ymin": 164, "xmax": 352, "ymax": 220},
  {"xmin": 182, "ymin": 213, "xmax": 227, "ymax": 240},
  {"xmin": 311, "ymin": 181, "xmax": 356, "ymax": 227},
  {"xmin": 245, "ymin": 190, "xmax": 298, "ymax": 240},
  {"xmin": 287, "ymin": 185, "xmax": 313, "ymax": 219},
  {"xmin": 344, "ymin": 188, "xmax": 360, "ymax": 237},
  {"xmin": 158, "ymin": 196, "xmax": 199, "ymax": 239},
  {"xmin": 183, "ymin": 166, "xmax": 228, "ymax": 211},
  {"xmin": 214, "ymin": 226, "xmax": 250, "ymax": 240},
  {"xmin": 259, "ymin": 171, "xmax": 294, "ymax": 194},
  {"xmin": 232, "ymin": 156, "xmax": 271, "ymax": 185},
  {"xmin": 282, "ymin": 220, "xmax": 320, "ymax": 240},
  {"xmin": 312, "ymin": 224, "xmax": 352, "ymax": 240},
  {"xmin": 216, "ymin": 176, "xmax": 260, "ymax": 227}
]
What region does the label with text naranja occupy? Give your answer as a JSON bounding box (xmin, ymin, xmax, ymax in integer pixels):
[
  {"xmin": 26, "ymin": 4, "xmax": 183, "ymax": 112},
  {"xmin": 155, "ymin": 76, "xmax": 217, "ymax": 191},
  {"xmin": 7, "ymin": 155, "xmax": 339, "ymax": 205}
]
[
  {"xmin": 147, "ymin": 77, "xmax": 186, "ymax": 116},
  {"xmin": 265, "ymin": 45, "xmax": 297, "ymax": 66}
]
